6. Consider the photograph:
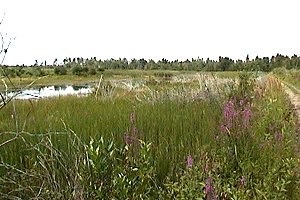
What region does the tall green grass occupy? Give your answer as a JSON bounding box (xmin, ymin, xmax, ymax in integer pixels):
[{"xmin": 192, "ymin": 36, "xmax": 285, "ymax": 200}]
[
  {"xmin": 0, "ymin": 94, "xmax": 221, "ymax": 178},
  {"xmin": 273, "ymin": 68, "xmax": 300, "ymax": 90}
]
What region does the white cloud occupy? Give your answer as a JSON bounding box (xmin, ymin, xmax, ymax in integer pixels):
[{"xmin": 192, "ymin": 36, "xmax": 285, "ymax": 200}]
[{"xmin": 1, "ymin": 0, "xmax": 300, "ymax": 65}]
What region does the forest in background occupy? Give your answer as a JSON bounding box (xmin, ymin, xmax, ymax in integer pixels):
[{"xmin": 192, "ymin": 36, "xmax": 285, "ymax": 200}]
[{"xmin": 2, "ymin": 53, "xmax": 300, "ymax": 73}]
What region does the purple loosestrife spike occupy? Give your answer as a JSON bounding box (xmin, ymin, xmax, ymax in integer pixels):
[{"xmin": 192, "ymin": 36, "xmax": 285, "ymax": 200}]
[
  {"xmin": 240, "ymin": 176, "xmax": 246, "ymax": 187},
  {"xmin": 124, "ymin": 132, "xmax": 133, "ymax": 145},
  {"xmin": 205, "ymin": 177, "xmax": 217, "ymax": 200},
  {"xmin": 220, "ymin": 124, "xmax": 227, "ymax": 134},
  {"xmin": 205, "ymin": 177, "xmax": 213, "ymax": 194},
  {"xmin": 242, "ymin": 107, "xmax": 252, "ymax": 128},
  {"xmin": 240, "ymin": 99, "xmax": 245, "ymax": 106},
  {"xmin": 224, "ymin": 100, "xmax": 234, "ymax": 119},
  {"xmin": 275, "ymin": 130, "xmax": 283, "ymax": 141},
  {"xmin": 224, "ymin": 99, "xmax": 236, "ymax": 129},
  {"xmin": 130, "ymin": 112, "xmax": 135, "ymax": 124},
  {"xmin": 186, "ymin": 155, "xmax": 193, "ymax": 168},
  {"xmin": 131, "ymin": 126, "xmax": 137, "ymax": 137}
]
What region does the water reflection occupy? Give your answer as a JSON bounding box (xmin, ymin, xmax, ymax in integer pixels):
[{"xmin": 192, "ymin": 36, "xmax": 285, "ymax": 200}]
[{"xmin": 6, "ymin": 85, "xmax": 92, "ymax": 100}]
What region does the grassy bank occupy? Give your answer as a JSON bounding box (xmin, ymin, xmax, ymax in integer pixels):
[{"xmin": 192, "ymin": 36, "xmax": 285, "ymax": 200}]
[
  {"xmin": 272, "ymin": 68, "xmax": 300, "ymax": 90},
  {"xmin": 0, "ymin": 69, "xmax": 240, "ymax": 90}
]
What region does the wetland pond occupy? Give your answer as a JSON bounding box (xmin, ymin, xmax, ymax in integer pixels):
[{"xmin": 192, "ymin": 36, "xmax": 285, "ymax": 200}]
[{"xmin": 5, "ymin": 85, "xmax": 93, "ymax": 100}]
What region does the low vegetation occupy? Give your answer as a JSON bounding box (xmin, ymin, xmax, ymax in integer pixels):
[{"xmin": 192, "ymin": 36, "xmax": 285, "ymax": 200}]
[
  {"xmin": 273, "ymin": 68, "xmax": 300, "ymax": 91},
  {"xmin": 0, "ymin": 72, "xmax": 299, "ymax": 199}
]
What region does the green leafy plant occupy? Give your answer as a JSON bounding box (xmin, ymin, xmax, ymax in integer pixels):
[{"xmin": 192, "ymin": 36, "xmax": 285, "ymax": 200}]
[{"xmin": 81, "ymin": 137, "xmax": 158, "ymax": 199}]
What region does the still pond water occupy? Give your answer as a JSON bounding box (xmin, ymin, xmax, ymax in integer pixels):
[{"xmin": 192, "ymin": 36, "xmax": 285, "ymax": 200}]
[{"xmin": 6, "ymin": 85, "xmax": 92, "ymax": 100}]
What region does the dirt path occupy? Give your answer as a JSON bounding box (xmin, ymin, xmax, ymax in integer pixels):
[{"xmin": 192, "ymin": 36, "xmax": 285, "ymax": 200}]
[{"xmin": 282, "ymin": 81, "xmax": 300, "ymax": 133}]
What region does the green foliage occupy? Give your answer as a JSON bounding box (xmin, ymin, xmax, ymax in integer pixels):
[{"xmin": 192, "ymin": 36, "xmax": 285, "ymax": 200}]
[
  {"xmin": 72, "ymin": 65, "xmax": 96, "ymax": 76},
  {"xmin": 54, "ymin": 66, "xmax": 67, "ymax": 75},
  {"xmin": 97, "ymin": 67, "xmax": 105, "ymax": 72},
  {"xmin": 57, "ymin": 53, "xmax": 300, "ymax": 71},
  {"xmin": 159, "ymin": 76, "xmax": 300, "ymax": 199},
  {"xmin": 26, "ymin": 67, "xmax": 47, "ymax": 77},
  {"xmin": 272, "ymin": 67, "xmax": 287, "ymax": 77},
  {"xmin": 228, "ymin": 72, "xmax": 256, "ymax": 101},
  {"xmin": 1, "ymin": 73, "xmax": 300, "ymax": 198},
  {"xmin": 82, "ymin": 138, "xmax": 158, "ymax": 199},
  {"xmin": 0, "ymin": 67, "xmax": 26, "ymax": 77},
  {"xmin": 88, "ymin": 67, "xmax": 97, "ymax": 75},
  {"xmin": 161, "ymin": 165, "xmax": 206, "ymax": 199},
  {"xmin": 71, "ymin": 65, "xmax": 83, "ymax": 75},
  {"xmin": 273, "ymin": 68, "xmax": 300, "ymax": 90},
  {"xmin": 3, "ymin": 52, "xmax": 300, "ymax": 73}
]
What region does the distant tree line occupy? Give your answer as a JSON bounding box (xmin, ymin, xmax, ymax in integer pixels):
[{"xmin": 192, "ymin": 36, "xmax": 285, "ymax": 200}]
[
  {"xmin": 1, "ymin": 54, "xmax": 300, "ymax": 76},
  {"xmin": 46, "ymin": 54, "xmax": 300, "ymax": 72}
]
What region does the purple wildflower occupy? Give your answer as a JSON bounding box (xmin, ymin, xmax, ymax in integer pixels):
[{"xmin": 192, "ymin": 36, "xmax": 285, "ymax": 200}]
[
  {"xmin": 240, "ymin": 176, "xmax": 246, "ymax": 187},
  {"xmin": 130, "ymin": 112, "xmax": 135, "ymax": 124},
  {"xmin": 242, "ymin": 107, "xmax": 252, "ymax": 128},
  {"xmin": 275, "ymin": 130, "xmax": 283, "ymax": 142},
  {"xmin": 131, "ymin": 126, "xmax": 137, "ymax": 137},
  {"xmin": 205, "ymin": 177, "xmax": 213, "ymax": 194},
  {"xmin": 239, "ymin": 99, "xmax": 245, "ymax": 106},
  {"xmin": 220, "ymin": 124, "xmax": 227, "ymax": 133},
  {"xmin": 224, "ymin": 99, "xmax": 236, "ymax": 129},
  {"xmin": 124, "ymin": 132, "xmax": 133, "ymax": 145},
  {"xmin": 205, "ymin": 177, "xmax": 217, "ymax": 200},
  {"xmin": 186, "ymin": 155, "xmax": 193, "ymax": 168}
]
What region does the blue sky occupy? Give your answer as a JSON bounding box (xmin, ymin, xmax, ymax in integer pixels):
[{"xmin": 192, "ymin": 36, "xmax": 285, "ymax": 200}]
[{"xmin": 1, "ymin": 0, "xmax": 300, "ymax": 65}]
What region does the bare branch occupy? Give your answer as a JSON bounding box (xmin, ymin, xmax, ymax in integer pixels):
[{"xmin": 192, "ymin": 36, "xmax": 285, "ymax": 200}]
[
  {"xmin": 0, "ymin": 12, "xmax": 5, "ymax": 25},
  {"xmin": 0, "ymin": 12, "xmax": 5, "ymax": 56},
  {"xmin": 0, "ymin": 12, "xmax": 15, "ymax": 65},
  {"xmin": 0, "ymin": 32, "xmax": 4, "ymax": 55},
  {"xmin": 1, "ymin": 35, "xmax": 15, "ymax": 65}
]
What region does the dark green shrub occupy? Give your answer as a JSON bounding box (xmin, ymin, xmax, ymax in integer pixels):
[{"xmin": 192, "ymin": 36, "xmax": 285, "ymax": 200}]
[
  {"xmin": 28, "ymin": 67, "xmax": 46, "ymax": 77},
  {"xmin": 71, "ymin": 66, "xmax": 83, "ymax": 75},
  {"xmin": 2, "ymin": 68, "xmax": 16, "ymax": 77},
  {"xmin": 15, "ymin": 67, "xmax": 25, "ymax": 77},
  {"xmin": 88, "ymin": 67, "xmax": 96, "ymax": 75},
  {"xmin": 54, "ymin": 66, "xmax": 67, "ymax": 75},
  {"xmin": 72, "ymin": 66, "xmax": 91, "ymax": 76},
  {"xmin": 98, "ymin": 67, "xmax": 105, "ymax": 72},
  {"xmin": 82, "ymin": 67, "xmax": 88, "ymax": 74}
]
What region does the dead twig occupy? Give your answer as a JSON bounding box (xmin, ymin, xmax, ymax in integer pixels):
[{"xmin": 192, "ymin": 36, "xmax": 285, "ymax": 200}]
[{"xmin": 95, "ymin": 74, "xmax": 103, "ymax": 100}]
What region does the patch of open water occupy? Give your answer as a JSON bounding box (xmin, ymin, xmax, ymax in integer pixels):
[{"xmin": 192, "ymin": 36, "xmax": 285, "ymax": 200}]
[{"xmin": 5, "ymin": 85, "xmax": 92, "ymax": 100}]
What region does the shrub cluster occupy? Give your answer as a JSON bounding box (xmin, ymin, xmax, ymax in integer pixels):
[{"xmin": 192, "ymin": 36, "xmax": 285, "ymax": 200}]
[
  {"xmin": 0, "ymin": 67, "xmax": 47, "ymax": 77},
  {"xmin": 54, "ymin": 66, "xmax": 67, "ymax": 75}
]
